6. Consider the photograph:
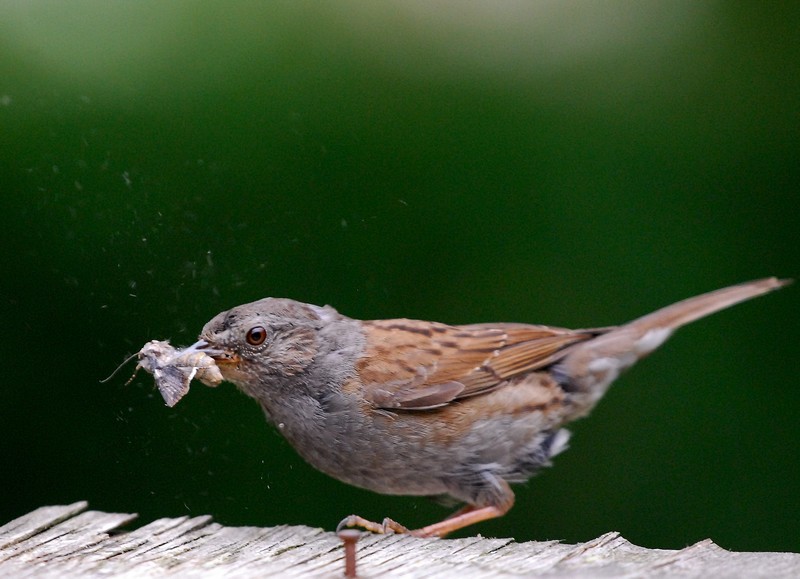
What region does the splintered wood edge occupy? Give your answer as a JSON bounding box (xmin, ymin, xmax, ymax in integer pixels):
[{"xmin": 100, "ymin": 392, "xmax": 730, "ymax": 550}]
[
  {"xmin": 1, "ymin": 503, "xmax": 799, "ymax": 578},
  {"xmin": 0, "ymin": 501, "xmax": 92, "ymax": 550}
]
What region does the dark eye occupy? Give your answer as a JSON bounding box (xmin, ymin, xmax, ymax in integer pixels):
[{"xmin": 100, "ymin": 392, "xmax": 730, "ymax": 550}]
[{"xmin": 245, "ymin": 326, "xmax": 267, "ymax": 346}]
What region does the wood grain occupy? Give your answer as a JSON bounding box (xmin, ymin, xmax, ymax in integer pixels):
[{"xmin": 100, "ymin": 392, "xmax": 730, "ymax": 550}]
[{"xmin": 2, "ymin": 502, "xmax": 798, "ymax": 577}]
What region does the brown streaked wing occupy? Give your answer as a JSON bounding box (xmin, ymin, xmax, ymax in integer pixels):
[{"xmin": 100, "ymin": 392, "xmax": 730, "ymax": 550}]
[
  {"xmin": 358, "ymin": 319, "xmax": 600, "ymax": 409},
  {"xmin": 456, "ymin": 332, "xmax": 596, "ymax": 395}
]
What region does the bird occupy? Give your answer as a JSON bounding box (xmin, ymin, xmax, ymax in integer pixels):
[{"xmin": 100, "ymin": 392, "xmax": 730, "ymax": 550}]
[{"xmin": 186, "ymin": 277, "xmax": 788, "ymax": 537}]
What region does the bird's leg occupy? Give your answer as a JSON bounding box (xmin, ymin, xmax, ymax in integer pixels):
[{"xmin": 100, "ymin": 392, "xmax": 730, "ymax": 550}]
[
  {"xmin": 410, "ymin": 504, "xmax": 509, "ymax": 537},
  {"xmin": 337, "ymin": 507, "xmax": 506, "ymax": 538},
  {"xmin": 338, "ymin": 481, "xmax": 514, "ymax": 538},
  {"xmin": 408, "ymin": 476, "xmax": 515, "ymax": 537},
  {"xmin": 445, "ymin": 503, "xmax": 477, "ymax": 520}
]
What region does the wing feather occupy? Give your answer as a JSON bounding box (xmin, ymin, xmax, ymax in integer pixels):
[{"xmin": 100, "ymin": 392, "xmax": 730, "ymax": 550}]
[{"xmin": 357, "ymin": 319, "xmax": 602, "ymax": 409}]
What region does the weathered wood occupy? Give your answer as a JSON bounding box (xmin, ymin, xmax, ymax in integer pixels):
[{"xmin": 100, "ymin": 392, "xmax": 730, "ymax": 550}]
[{"xmin": 1, "ymin": 502, "xmax": 798, "ymax": 577}]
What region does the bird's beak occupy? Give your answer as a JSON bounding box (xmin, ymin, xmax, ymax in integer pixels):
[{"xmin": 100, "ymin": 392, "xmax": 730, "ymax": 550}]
[
  {"xmin": 185, "ymin": 339, "xmax": 213, "ymax": 353},
  {"xmin": 187, "ymin": 339, "xmax": 238, "ymax": 364}
]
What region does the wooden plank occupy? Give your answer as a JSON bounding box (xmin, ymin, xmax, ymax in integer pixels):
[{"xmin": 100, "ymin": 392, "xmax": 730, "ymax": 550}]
[
  {"xmin": 0, "ymin": 503, "xmax": 798, "ymax": 577},
  {"xmin": 0, "ymin": 501, "xmax": 89, "ymax": 550}
]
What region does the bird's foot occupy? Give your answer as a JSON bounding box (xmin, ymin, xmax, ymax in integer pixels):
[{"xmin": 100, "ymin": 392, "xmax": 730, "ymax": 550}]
[{"xmin": 337, "ymin": 514, "xmax": 429, "ymax": 536}]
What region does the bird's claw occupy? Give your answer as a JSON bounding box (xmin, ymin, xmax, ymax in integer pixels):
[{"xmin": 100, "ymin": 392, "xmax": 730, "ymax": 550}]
[{"xmin": 337, "ymin": 514, "xmax": 413, "ymax": 535}]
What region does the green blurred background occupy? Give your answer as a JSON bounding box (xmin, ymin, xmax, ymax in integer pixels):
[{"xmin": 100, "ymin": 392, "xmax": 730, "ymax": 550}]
[{"xmin": 1, "ymin": 1, "xmax": 798, "ymax": 552}]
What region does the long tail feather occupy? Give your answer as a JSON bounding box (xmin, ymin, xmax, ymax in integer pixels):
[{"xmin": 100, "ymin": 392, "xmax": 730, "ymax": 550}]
[
  {"xmin": 555, "ymin": 277, "xmax": 790, "ymax": 411},
  {"xmin": 624, "ymin": 277, "xmax": 790, "ymax": 335}
]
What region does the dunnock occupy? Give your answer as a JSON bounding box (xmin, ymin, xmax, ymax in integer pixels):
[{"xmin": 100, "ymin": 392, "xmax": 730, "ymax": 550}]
[{"xmin": 173, "ymin": 278, "xmax": 788, "ymax": 537}]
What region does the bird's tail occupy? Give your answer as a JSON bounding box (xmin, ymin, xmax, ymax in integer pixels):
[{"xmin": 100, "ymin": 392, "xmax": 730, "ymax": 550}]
[{"xmin": 554, "ymin": 277, "xmax": 790, "ymax": 411}]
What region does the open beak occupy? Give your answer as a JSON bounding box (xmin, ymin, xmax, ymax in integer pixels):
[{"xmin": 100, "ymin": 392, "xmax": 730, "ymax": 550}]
[
  {"xmin": 184, "ymin": 339, "xmax": 214, "ymax": 354},
  {"xmin": 187, "ymin": 339, "xmax": 238, "ymax": 364}
]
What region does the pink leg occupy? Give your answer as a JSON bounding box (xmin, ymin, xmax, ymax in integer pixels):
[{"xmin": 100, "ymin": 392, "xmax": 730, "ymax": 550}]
[
  {"xmin": 338, "ymin": 481, "xmax": 515, "ymax": 538},
  {"xmin": 412, "ymin": 504, "xmax": 509, "ymax": 538}
]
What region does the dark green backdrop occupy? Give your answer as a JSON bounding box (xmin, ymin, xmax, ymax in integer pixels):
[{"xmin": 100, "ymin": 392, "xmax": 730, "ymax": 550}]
[{"xmin": 2, "ymin": 2, "xmax": 798, "ymax": 552}]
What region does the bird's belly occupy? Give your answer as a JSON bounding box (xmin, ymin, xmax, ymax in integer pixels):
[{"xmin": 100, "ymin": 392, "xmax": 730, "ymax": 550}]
[{"xmin": 278, "ymin": 401, "xmax": 565, "ymax": 499}]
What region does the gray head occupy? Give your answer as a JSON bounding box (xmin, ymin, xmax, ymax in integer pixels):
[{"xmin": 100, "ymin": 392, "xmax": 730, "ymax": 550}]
[
  {"xmin": 198, "ymin": 298, "xmax": 327, "ymax": 385},
  {"xmin": 196, "ymin": 297, "xmax": 366, "ymax": 444}
]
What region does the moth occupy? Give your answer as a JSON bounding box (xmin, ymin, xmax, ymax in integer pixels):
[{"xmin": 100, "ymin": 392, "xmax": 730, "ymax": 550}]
[{"xmin": 129, "ymin": 340, "xmax": 223, "ymax": 406}]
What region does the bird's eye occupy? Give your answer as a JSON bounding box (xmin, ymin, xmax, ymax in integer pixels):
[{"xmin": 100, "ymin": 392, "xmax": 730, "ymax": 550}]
[{"xmin": 245, "ymin": 326, "xmax": 267, "ymax": 346}]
